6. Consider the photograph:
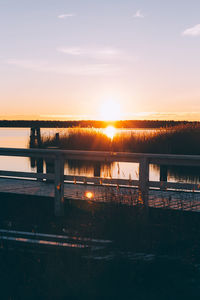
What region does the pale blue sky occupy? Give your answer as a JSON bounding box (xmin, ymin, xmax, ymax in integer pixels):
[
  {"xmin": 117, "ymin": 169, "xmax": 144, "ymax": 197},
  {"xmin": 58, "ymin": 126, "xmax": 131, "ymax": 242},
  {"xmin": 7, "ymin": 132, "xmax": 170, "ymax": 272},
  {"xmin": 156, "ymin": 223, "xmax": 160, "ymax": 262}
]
[{"xmin": 1, "ymin": 0, "xmax": 200, "ymax": 120}]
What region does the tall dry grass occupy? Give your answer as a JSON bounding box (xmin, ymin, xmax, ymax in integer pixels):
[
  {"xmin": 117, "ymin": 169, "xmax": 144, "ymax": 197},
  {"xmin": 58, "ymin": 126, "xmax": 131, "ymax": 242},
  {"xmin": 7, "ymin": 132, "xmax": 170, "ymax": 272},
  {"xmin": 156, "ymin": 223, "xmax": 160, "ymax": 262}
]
[{"xmin": 39, "ymin": 124, "xmax": 200, "ymax": 155}]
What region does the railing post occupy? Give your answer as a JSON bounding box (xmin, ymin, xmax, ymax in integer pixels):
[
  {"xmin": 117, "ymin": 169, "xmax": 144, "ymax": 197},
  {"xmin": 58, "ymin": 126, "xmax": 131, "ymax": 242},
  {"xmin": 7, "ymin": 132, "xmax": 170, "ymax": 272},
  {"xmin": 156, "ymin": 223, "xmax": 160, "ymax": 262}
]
[
  {"xmin": 36, "ymin": 127, "xmax": 41, "ymax": 147},
  {"xmin": 160, "ymin": 165, "xmax": 167, "ymax": 190},
  {"xmin": 55, "ymin": 133, "xmax": 60, "ymax": 146},
  {"xmin": 36, "ymin": 158, "xmax": 43, "ymax": 182},
  {"xmin": 94, "ymin": 162, "xmax": 101, "ymax": 177},
  {"xmin": 30, "ymin": 127, "xmax": 36, "ymax": 148},
  {"xmin": 54, "ymin": 155, "xmax": 64, "ymax": 216},
  {"xmin": 139, "ymin": 157, "xmax": 149, "ymax": 207}
]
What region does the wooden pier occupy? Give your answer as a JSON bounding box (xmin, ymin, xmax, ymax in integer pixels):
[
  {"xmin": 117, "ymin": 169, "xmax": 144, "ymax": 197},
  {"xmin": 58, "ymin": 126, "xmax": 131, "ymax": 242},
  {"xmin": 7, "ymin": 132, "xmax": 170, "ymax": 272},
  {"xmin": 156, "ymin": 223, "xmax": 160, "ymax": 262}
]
[{"xmin": 1, "ymin": 148, "xmax": 200, "ymax": 216}]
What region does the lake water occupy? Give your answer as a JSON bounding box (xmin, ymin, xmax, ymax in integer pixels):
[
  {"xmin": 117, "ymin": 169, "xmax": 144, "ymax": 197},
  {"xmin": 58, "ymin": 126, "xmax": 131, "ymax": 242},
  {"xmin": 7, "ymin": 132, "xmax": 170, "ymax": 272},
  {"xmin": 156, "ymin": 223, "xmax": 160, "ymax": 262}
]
[{"xmin": 0, "ymin": 127, "xmax": 199, "ymax": 184}]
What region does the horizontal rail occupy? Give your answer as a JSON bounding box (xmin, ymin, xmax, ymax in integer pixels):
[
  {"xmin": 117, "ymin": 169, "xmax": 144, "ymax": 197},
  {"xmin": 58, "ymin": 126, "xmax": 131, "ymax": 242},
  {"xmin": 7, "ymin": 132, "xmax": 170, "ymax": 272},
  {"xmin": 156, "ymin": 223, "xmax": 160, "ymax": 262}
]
[
  {"xmin": 149, "ymin": 181, "xmax": 200, "ymax": 191},
  {"xmin": 64, "ymin": 176, "xmax": 200, "ymax": 192},
  {"xmin": 0, "ymin": 229, "xmax": 112, "ymax": 244},
  {"xmin": 64, "ymin": 175, "xmax": 139, "ymax": 186},
  {"xmin": 0, "ymin": 170, "xmax": 198, "ymax": 193},
  {"xmin": 0, "ymin": 148, "xmax": 57, "ymax": 158},
  {"xmin": 1, "ymin": 147, "xmax": 200, "ymax": 165},
  {"xmin": 0, "ymin": 170, "xmax": 199, "ymax": 192},
  {"xmin": 0, "ymin": 170, "xmax": 54, "ymax": 180}
]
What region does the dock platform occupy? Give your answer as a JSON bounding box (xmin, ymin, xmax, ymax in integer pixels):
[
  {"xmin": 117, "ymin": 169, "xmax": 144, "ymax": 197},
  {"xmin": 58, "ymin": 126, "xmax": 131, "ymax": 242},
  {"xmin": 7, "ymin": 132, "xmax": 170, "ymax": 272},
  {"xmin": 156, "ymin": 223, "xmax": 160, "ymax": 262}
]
[{"xmin": 0, "ymin": 177, "xmax": 200, "ymax": 212}]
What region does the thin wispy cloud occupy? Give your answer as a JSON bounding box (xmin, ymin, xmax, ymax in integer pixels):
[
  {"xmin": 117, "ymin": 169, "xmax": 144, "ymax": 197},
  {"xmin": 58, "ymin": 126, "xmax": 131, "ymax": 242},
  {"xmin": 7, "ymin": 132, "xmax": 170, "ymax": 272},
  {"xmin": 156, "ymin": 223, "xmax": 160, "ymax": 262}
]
[
  {"xmin": 6, "ymin": 59, "xmax": 118, "ymax": 76},
  {"xmin": 58, "ymin": 13, "xmax": 76, "ymax": 19},
  {"xmin": 57, "ymin": 47, "xmax": 82, "ymax": 56},
  {"xmin": 182, "ymin": 24, "xmax": 200, "ymax": 36},
  {"xmin": 57, "ymin": 47, "xmax": 120, "ymax": 60},
  {"xmin": 40, "ymin": 114, "xmax": 90, "ymax": 120},
  {"xmin": 128, "ymin": 111, "xmax": 200, "ymax": 120},
  {"xmin": 56, "ymin": 46, "xmax": 138, "ymax": 62},
  {"xmin": 133, "ymin": 10, "xmax": 144, "ymax": 18}
]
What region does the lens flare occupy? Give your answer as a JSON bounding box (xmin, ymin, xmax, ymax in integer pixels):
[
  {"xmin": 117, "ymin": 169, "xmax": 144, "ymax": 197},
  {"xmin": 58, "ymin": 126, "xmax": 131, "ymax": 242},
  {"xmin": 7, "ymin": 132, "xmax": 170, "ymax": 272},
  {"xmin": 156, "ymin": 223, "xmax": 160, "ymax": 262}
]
[{"xmin": 85, "ymin": 191, "xmax": 94, "ymax": 199}]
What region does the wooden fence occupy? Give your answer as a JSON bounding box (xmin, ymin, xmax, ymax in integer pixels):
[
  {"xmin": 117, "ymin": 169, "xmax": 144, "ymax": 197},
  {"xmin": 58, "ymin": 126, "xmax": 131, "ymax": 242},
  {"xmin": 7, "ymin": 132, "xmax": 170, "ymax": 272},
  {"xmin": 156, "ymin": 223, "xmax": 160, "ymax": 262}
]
[{"xmin": 0, "ymin": 148, "xmax": 200, "ymax": 216}]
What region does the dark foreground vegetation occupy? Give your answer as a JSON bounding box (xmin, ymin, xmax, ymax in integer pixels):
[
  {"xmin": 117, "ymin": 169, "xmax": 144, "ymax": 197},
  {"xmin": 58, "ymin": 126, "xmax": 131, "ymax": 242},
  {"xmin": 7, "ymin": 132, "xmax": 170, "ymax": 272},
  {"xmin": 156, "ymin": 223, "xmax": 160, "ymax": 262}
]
[
  {"xmin": 1, "ymin": 193, "xmax": 200, "ymax": 299},
  {"xmin": 41, "ymin": 124, "xmax": 200, "ymax": 155}
]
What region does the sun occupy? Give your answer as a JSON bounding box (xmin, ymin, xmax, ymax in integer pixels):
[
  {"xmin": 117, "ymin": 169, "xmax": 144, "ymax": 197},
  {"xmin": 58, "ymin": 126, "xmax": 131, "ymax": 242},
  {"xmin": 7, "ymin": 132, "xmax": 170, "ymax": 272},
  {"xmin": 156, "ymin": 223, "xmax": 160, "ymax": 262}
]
[
  {"xmin": 100, "ymin": 100, "xmax": 121, "ymax": 121},
  {"xmin": 104, "ymin": 126, "xmax": 116, "ymax": 139}
]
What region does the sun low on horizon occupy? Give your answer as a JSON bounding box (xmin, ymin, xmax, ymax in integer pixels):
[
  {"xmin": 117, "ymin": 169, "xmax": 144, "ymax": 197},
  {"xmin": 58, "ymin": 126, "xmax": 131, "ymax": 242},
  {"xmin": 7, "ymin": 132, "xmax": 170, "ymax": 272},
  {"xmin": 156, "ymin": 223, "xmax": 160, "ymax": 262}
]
[{"xmin": 99, "ymin": 99, "xmax": 122, "ymax": 121}]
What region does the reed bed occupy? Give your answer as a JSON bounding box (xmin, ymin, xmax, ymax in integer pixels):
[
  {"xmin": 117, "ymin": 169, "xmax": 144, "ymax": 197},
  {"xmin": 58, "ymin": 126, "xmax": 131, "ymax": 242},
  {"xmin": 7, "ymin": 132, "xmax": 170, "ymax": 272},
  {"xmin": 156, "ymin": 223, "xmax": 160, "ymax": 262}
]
[{"xmin": 39, "ymin": 124, "xmax": 200, "ymax": 155}]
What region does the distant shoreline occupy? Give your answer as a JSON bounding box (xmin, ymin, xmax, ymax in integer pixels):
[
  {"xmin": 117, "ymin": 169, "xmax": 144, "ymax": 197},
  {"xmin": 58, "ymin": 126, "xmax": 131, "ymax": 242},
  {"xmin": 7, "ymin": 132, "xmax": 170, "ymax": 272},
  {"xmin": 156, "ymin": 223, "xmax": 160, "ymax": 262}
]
[{"xmin": 0, "ymin": 119, "xmax": 198, "ymax": 128}]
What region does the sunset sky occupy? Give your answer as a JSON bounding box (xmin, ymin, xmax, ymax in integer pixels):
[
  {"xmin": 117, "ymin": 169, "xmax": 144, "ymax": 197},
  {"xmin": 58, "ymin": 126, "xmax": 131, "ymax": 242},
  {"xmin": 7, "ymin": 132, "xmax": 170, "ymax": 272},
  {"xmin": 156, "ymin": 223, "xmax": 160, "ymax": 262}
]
[{"xmin": 1, "ymin": 0, "xmax": 200, "ymax": 121}]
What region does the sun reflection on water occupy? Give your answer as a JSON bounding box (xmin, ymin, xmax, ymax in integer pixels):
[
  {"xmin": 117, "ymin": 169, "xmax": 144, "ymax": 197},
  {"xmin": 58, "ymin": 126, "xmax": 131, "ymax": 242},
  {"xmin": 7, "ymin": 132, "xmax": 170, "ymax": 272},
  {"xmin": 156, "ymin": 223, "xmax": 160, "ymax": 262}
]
[{"xmin": 104, "ymin": 126, "xmax": 116, "ymax": 139}]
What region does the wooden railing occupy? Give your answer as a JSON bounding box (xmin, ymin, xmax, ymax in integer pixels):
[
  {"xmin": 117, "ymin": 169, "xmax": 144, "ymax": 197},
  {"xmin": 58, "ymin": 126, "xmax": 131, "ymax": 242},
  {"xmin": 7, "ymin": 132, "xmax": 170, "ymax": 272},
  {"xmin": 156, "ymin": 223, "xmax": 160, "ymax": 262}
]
[{"xmin": 0, "ymin": 148, "xmax": 200, "ymax": 216}]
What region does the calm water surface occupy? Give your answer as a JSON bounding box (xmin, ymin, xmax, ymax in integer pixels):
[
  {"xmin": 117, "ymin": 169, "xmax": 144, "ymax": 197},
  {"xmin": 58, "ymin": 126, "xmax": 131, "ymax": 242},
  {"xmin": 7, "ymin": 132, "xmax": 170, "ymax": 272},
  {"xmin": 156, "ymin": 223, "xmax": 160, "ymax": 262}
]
[{"xmin": 0, "ymin": 128, "xmax": 199, "ymax": 184}]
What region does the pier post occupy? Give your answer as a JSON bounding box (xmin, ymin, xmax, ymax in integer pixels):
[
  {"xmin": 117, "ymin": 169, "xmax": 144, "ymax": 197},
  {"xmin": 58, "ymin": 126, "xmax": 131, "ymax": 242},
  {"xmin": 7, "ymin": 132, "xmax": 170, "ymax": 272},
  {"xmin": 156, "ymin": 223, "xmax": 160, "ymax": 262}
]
[
  {"xmin": 36, "ymin": 158, "xmax": 43, "ymax": 181},
  {"xmin": 36, "ymin": 127, "xmax": 41, "ymax": 147},
  {"xmin": 30, "ymin": 127, "xmax": 36, "ymax": 137},
  {"xmin": 139, "ymin": 157, "xmax": 149, "ymax": 207},
  {"xmin": 31, "ymin": 127, "xmax": 43, "ymax": 180},
  {"xmin": 94, "ymin": 162, "xmax": 101, "ymax": 177},
  {"xmin": 160, "ymin": 165, "xmax": 168, "ymax": 190},
  {"xmin": 30, "ymin": 127, "xmax": 36, "ymax": 148},
  {"xmin": 30, "ymin": 127, "xmax": 41, "ymax": 147},
  {"xmin": 54, "ymin": 155, "xmax": 64, "ymax": 216},
  {"xmin": 55, "ymin": 133, "xmax": 60, "ymax": 146},
  {"xmin": 30, "ymin": 127, "xmax": 37, "ymax": 167}
]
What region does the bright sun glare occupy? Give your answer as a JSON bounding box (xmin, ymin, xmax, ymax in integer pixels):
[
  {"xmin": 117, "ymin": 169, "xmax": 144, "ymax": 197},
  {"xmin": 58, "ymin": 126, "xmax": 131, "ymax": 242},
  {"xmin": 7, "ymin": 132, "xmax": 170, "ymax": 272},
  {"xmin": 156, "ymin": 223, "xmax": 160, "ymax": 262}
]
[
  {"xmin": 100, "ymin": 100, "xmax": 121, "ymax": 121},
  {"xmin": 85, "ymin": 191, "xmax": 94, "ymax": 199},
  {"xmin": 104, "ymin": 126, "xmax": 116, "ymax": 139}
]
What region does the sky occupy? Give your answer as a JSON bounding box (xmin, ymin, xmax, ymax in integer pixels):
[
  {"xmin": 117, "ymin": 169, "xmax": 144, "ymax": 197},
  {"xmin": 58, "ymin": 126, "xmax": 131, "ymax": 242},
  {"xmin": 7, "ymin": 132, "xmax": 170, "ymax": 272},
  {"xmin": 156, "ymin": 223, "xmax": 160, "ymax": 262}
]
[{"xmin": 1, "ymin": 0, "xmax": 200, "ymax": 121}]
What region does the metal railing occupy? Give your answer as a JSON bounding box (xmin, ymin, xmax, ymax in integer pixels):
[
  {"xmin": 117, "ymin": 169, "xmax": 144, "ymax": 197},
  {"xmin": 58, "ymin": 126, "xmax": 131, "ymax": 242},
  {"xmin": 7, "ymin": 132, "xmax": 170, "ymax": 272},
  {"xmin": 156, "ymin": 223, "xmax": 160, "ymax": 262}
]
[{"xmin": 1, "ymin": 147, "xmax": 200, "ymax": 216}]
